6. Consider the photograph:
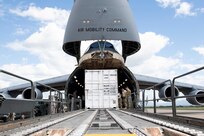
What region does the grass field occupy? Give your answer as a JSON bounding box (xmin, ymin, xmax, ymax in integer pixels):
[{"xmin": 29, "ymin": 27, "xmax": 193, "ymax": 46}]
[
  {"xmin": 176, "ymin": 106, "xmax": 204, "ymax": 110},
  {"xmin": 146, "ymin": 106, "xmax": 204, "ymax": 110}
]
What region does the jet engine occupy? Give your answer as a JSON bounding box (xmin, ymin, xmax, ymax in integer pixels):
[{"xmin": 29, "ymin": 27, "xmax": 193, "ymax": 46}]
[
  {"xmin": 22, "ymin": 87, "xmax": 43, "ymax": 99},
  {"xmin": 159, "ymin": 85, "xmax": 179, "ymax": 101},
  {"xmin": 0, "ymin": 93, "xmax": 12, "ymax": 99},
  {"xmin": 186, "ymin": 90, "xmax": 204, "ymax": 105}
]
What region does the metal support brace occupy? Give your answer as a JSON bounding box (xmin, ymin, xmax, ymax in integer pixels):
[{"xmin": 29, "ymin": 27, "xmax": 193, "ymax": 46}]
[
  {"xmin": 71, "ymin": 97, "xmax": 74, "ymax": 111},
  {"xmin": 142, "ymin": 90, "xmax": 145, "ymax": 112},
  {"xmin": 153, "ymin": 88, "xmax": 156, "ymax": 114}
]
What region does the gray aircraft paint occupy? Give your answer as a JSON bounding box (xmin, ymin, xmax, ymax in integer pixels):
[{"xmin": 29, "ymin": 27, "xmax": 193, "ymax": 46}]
[
  {"xmin": 63, "ymin": 0, "xmax": 141, "ymax": 61},
  {"xmin": 64, "ymin": 0, "xmax": 139, "ymax": 41}
]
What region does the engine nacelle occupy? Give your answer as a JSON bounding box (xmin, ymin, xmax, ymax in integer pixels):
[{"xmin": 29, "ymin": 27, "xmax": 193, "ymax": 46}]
[
  {"xmin": 159, "ymin": 85, "xmax": 179, "ymax": 101},
  {"xmin": 186, "ymin": 90, "xmax": 204, "ymax": 105},
  {"xmin": 22, "ymin": 87, "xmax": 43, "ymax": 99},
  {"xmin": 0, "ymin": 93, "xmax": 12, "ymax": 99}
]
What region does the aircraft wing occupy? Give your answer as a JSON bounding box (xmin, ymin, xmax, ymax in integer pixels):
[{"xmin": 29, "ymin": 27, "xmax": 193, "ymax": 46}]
[
  {"xmin": 0, "ymin": 73, "xmax": 203, "ymax": 96},
  {"xmin": 0, "ymin": 74, "xmax": 70, "ymax": 98},
  {"xmin": 135, "ymin": 74, "xmax": 204, "ymax": 94},
  {"xmin": 0, "ymin": 73, "xmax": 203, "ymax": 105},
  {"xmin": 135, "ymin": 74, "xmax": 204, "ymax": 105}
]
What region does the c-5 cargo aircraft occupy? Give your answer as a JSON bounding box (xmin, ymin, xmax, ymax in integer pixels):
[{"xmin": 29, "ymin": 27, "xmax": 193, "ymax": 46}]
[{"xmin": 0, "ymin": 0, "xmax": 204, "ymax": 115}]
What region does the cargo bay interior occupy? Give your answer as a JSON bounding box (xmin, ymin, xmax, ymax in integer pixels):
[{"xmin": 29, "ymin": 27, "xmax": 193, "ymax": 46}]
[{"xmin": 65, "ymin": 67, "xmax": 139, "ymax": 110}]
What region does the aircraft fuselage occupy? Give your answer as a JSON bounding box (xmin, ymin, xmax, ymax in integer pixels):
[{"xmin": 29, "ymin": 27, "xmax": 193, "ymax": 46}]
[{"xmin": 79, "ymin": 41, "xmax": 124, "ymax": 69}]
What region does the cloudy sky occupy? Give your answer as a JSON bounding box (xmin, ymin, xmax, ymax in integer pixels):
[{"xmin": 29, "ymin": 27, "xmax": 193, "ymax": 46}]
[{"xmin": 0, "ymin": 0, "xmax": 204, "ymax": 89}]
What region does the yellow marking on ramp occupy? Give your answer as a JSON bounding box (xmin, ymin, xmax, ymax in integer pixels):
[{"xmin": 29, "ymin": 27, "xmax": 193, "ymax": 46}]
[{"xmin": 84, "ymin": 134, "xmax": 136, "ymax": 136}]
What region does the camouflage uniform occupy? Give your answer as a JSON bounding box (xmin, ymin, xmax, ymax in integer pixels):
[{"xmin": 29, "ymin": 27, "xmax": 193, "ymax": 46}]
[
  {"xmin": 125, "ymin": 87, "xmax": 133, "ymax": 109},
  {"xmin": 118, "ymin": 93, "xmax": 122, "ymax": 108},
  {"xmin": 121, "ymin": 89, "xmax": 127, "ymax": 109}
]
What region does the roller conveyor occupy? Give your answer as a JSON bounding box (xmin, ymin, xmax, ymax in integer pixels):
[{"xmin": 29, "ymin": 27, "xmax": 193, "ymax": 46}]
[{"xmin": 0, "ymin": 109, "xmax": 204, "ymax": 136}]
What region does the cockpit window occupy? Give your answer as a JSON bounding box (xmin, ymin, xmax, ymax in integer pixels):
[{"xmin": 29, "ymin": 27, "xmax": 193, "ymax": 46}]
[
  {"xmin": 89, "ymin": 43, "xmax": 99, "ymax": 48},
  {"xmin": 84, "ymin": 41, "xmax": 118, "ymax": 54}
]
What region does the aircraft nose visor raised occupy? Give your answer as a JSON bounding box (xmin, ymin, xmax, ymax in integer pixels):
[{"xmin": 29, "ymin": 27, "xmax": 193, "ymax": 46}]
[
  {"xmin": 63, "ymin": 0, "xmax": 141, "ymax": 62},
  {"xmin": 79, "ymin": 41, "xmax": 124, "ymax": 69}
]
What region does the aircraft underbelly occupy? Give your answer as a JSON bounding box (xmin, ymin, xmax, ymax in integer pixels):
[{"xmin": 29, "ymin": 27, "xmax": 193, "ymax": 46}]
[
  {"xmin": 79, "ymin": 52, "xmax": 124, "ymax": 69},
  {"xmin": 81, "ymin": 59, "xmax": 123, "ymax": 69}
]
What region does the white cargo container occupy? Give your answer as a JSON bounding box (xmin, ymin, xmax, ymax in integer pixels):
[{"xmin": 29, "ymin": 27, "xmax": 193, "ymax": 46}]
[{"xmin": 85, "ymin": 69, "xmax": 118, "ymax": 109}]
